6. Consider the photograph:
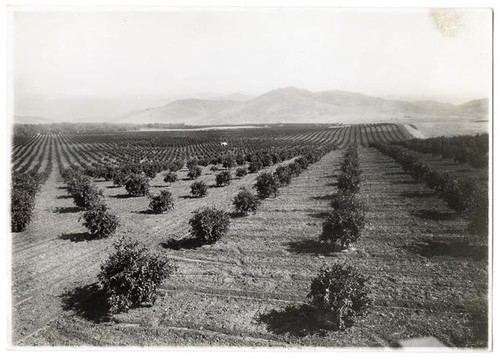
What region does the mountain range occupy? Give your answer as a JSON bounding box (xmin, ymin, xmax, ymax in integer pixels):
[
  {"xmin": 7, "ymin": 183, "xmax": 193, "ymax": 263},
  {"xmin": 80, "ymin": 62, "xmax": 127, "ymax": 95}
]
[{"xmin": 15, "ymin": 87, "xmax": 488, "ymax": 125}]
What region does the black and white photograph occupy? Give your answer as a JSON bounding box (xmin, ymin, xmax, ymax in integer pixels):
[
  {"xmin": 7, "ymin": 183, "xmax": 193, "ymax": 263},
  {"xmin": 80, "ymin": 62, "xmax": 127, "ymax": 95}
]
[{"xmin": 3, "ymin": 0, "xmax": 494, "ymax": 351}]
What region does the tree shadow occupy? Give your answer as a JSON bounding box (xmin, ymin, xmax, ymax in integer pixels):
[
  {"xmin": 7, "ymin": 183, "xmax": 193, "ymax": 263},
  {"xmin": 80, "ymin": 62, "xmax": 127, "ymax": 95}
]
[
  {"xmin": 161, "ymin": 236, "xmax": 202, "ymax": 250},
  {"xmin": 311, "ymin": 194, "xmax": 336, "ymax": 201},
  {"xmin": 390, "ymin": 179, "xmax": 420, "ymax": 185},
  {"xmin": 404, "ymin": 240, "xmax": 487, "ymax": 261},
  {"xmin": 57, "ymin": 186, "xmax": 68, "ymax": 190},
  {"xmin": 413, "ymin": 209, "xmax": 460, "ymax": 221},
  {"xmin": 286, "ymin": 239, "xmax": 337, "ymax": 256},
  {"xmin": 53, "ymin": 206, "xmax": 83, "ymax": 214},
  {"xmin": 229, "ymin": 211, "xmax": 249, "ymax": 218},
  {"xmin": 307, "ymin": 212, "xmax": 329, "ymax": 219},
  {"xmin": 455, "ymin": 168, "xmax": 474, "ymax": 173},
  {"xmin": 93, "ymin": 179, "xmax": 108, "ymax": 182},
  {"xmin": 178, "ymin": 195, "xmax": 195, "ymax": 199},
  {"xmin": 133, "ymin": 209, "xmax": 158, "ymax": 214},
  {"xmin": 109, "ymin": 193, "xmax": 133, "ymax": 199},
  {"xmin": 152, "ymin": 184, "xmax": 169, "ymax": 188},
  {"xmin": 326, "ymin": 182, "xmax": 339, "ymax": 187},
  {"xmin": 384, "ymin": 172, "xmax": 406, "ymax": 176},
  {"xmin": 56, "ymin": 195, "xmax": 72, "ymax": 199},
  {"xmin": 400, "ymin": 191, "xmax": 435, "ymax": 199},
  {"xmin": 59, "ymin": 232, "xmax": 96, "ymax": 242},
  {"xmin": 60, "ymin": 283, "xmax": 110, "ymax": 323},
  {"xmin": 258, "ymin": 304, "xmax": 334, "ymax": 337},
  {"xmin": 209, "ymin": 184, "xmax": 223, "ymax": 189},
  {"xmin": 106, "ymin": 185, "xmax": 119, "ymax": 189}
]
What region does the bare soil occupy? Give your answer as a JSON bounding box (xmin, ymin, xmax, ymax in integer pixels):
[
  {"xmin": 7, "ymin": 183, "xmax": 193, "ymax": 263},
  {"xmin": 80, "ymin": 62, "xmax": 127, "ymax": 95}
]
[{"xmin": 12, "ymin": 147, "xmax": 488, "ymax": 348}]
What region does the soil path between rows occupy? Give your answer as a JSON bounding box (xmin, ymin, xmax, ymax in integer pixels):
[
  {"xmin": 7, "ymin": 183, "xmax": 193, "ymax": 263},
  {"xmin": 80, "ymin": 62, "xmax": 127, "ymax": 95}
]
[{"xmin": 11, "ymin": 150, "xmax": 338, "ymax": 344}]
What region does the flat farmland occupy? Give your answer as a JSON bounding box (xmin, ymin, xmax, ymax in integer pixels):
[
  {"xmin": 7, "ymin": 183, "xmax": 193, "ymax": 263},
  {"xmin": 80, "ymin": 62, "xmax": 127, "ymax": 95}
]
[{"xmin": 11, "ymin": 125, "xmax": 488, "ymax": 347}]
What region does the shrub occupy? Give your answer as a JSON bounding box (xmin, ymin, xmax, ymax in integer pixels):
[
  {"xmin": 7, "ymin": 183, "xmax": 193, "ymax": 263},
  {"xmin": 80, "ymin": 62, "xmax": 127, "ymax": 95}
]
[
  {"xmin": 294, "ymin": 157, "xmax": 309, "ymax": 170},
  {"xmin": 189, "ymin": 207, "xmax": 230, "ymax": 245},
  {"xmin": 337, "ymin": 171, "xmax": 361, "ymax": 193},
  {"xmin": 73, "ymin": 184, "xmax": 105, "ymax": 209},
  {"xmin": 163, "ymin": 171, "xmax": 177, "ymax": 185},
  {"xmin": 337, "ymin": 147, "xmax": 362, "ymax": 193},
  {"xmin": 66, "ymin": 173, "xmax": 92, "ymax": 195},
  {"xmin": 102, "ymin": 166, "xmax": 116, "ymax": 181},
  {"xmin": 308, "ymin": 264, "xmax": 371, "ymax": 330},
  {"xmin": 235, "ymin": 167, "xmax": 248, "ymax": 178},
  {"xmin": 274, "ymin": 165, "xmax": 292, "ymax": 187},
  {"xmin": 233, "ymin": 188, "xmax": 261, "ymax": 215},
  {"xmin": 113, "ymin": 170, "xmax": 128, "ymax": 187},
  {"xmin": 466, "ymin": 186, "xmax": 489, "ymax": 236},
  {"xmin": 210, "ymin": 165, "xmax": 219, "ymax": 172},
  {"xmin": 143, "ymin": 167, "xmax": 157, "ymax": 179},
  {"xmin": 169, "ymin": 159, "xmax": 184, "ymax": 172},
  {"xmin": 222, "ymin": 155, "xmax": 235, "ymax": 169},
  {"xmin": 125, "ymin": 174, "xmax": 150, "ymax": 196},
  {"xmin": 248, "ymin": 160, "xmax": 262, "ymax": 173},
  {"xmin": 187, "ymin": 166, "xmax": 202, "ymax": 180},
  {"xmin": 198, "ymin": 158, "xmax": 209, "ymax": 167},
  {"xmin": 11, "ymin": 188, "xmax": 35, "ymax": 232},
  {"xmin": 81, "ymin": 205, "xmax": 119, "ymax": 238},
  {"xmin": 98, "ymin": 237, "xmax": 174, "ymax": 314},
  {"xmin": 321, "ymin": 191, "xmax": 365, "ymax": 250},
  {"xmin": 287, "ymin": 162, "xmax": 302, "ymax": 177},
  {"xmin": 190, "ymin": 180, "xmax": 208, "ymax": 197},
  {"xmin": 254, "ymin": 172, "xmax": 279, "ymax": 199},
  {"xmin": 235, "ymin": 154, "xmax": 246, "ymax": 165},
  {"xmin": 187, "ymin": 158, "xmax": 199, "ymax": 170},
  {"xmin": 149, "ymin": 190, "xmax": 174, "ymax": 213},
  {"xmin": 215, "ymin": 170, "xmax": 232, "ymax": 186},
  {"xmin": 11, "ymin": 173, "xmax": 40, "ymax": 232}
]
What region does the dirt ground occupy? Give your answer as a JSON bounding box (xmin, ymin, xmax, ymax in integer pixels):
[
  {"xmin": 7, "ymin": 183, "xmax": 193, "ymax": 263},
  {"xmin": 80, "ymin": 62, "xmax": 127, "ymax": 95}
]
[{"xmin": 12, "ymin": 147, "xmax": 488, "ymax": 348}]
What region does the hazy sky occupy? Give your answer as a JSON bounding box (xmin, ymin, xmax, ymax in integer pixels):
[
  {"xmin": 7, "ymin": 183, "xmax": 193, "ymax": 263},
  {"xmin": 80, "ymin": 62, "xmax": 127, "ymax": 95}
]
[{"xmin": 13, "ymin": 8, "xmax": 492, "ymax": 108}]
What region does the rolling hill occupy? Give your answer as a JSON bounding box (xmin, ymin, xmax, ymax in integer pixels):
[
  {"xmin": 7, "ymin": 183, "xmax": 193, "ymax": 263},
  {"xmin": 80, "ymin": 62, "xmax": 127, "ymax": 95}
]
[{"xmin": 112, "ymin": 87, "xmax": 488, "ymax": 125}]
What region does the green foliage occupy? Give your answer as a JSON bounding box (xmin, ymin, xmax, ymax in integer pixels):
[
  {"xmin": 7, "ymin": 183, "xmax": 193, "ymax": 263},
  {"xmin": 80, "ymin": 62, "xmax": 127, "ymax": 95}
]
[
  {"xmin": 215, "ymin": 170, "xmax": 232, "ymax": 186},
  {"xmin": 254, "ymin": 172, "xmax": 279, "ymax": 199},
  {"xmin": 210, "ymin": 165, "xmax": 219, "ymax": 172},
  {"xmin": 190, "ymin": 180, "xmax": 208, "ymax": 197},
  {"xmin": 125, "ymin": 174, "xmax": 150, "ymax": 196},
  {"xmin": 112, "ymin": 170, "xmax": 128, "ymax": 187},
  {"xmin": 373, "ymin": 141, "xmax": 488, "ymax": 236},
  {"xmin": 143, "ymin": 167, "xmax": 157, "ymax": 179},
  {"xmin": 287, "ymin": 162, "xmax": 302, "ymax": 177},
  {"xmin": 248, "ymin": 160, "xmax": 262, "ymax": 173},
  {"xmin": 235, "ymin": 167, "xmax": 248, "ymax": 178},
  {"xmin": 337, "ymin": 145, "xmax": 361, "ymax": 193},
  {"xmin": 233, "ymin": 188, "xmax": 261, "ymax": 215},
  {"xmin": 322, "ymin": 191, "xmax": 365, "ymax": 250},
  {"xmin": 169, "ymin": 159, "xmax": 184, "ymax": 172},
  {"xmin": 163, "ymin": 171, "xmax": 177, "ymax": 185},
  {"xmin": 189, "ymin": 207, "xmax": 230, "ymax": 245},
  {"xmin": 198, "ymin": 157, "xmax": 209, "ymax": 166},
  {"xmin": 73, "ymin": 183, "xmax": 105, "ymax": 209},
  {"xmin": 187, "ymin": 158, "xmax": 199, "ymax": 170},
  {"xmin": 222, "ymin": 155, "xmax": 235, "ymax": 169},
  {"xmin": 274, "ymin": 165, "xmax": 292, "ymax": 187},
  {"xmin": 308, "ymin": 264, "xmax": 371, "ymax": 330},
  {"xmin": 187, "ymin": 166, "xmax": 202, "ymax": 180},
  {"xmin": 82, "ymin": 205, "xmax": 119, "ymax": 238},
  {"xmin": 98, "ymin": 237, "xmax": 174, "ymax": 314},
  {"xmin": 466, "ymin": 186, "xmax": 489, "ymax": 236},
  {"xmin": 11, "ymin": 173, "xmax": 41, "ymax": 232},
  {"xmin": 66, "ymin": 173, "xmax": 92, "ymax": 196},
  {"xmin": 149, "ymin": 190, "xmax": 174, "ymax": 213}
]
